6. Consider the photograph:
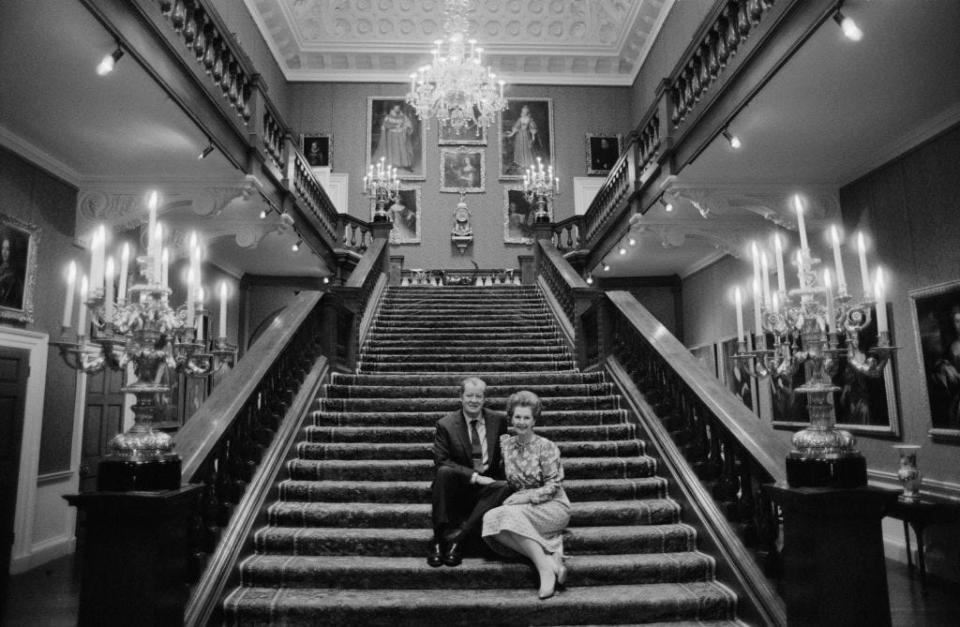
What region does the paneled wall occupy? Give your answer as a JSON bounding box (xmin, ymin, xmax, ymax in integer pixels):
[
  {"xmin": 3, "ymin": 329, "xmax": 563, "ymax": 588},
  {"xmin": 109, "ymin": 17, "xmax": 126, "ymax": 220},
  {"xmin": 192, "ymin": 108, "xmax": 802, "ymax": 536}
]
[{"xmin": 288, "ymin": 82, "xmax": 632, "ymax": 271}]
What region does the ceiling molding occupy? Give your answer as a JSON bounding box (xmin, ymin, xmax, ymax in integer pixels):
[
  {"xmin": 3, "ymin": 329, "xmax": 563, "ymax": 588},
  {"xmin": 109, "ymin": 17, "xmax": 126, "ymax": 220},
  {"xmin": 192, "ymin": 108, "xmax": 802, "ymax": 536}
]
[{"xmin": 0, "ymin": 125, "xmax": 82, "ymax": 187}]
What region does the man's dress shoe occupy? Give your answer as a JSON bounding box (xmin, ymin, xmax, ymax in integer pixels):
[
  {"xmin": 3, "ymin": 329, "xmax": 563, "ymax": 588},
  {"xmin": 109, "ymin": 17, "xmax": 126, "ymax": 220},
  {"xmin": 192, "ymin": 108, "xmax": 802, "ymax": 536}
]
[
  {"xmin": 442, "ymin": 540, "xmax": 464, "ymax": 567},
  {"xmin": 427, "ymin": 539, "xmax": 444, "ymax": 568}
]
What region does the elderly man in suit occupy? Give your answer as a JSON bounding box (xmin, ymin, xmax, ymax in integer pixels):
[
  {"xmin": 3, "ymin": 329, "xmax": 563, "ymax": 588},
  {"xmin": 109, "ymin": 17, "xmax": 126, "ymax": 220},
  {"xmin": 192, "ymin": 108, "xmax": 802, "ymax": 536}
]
[{"xmin": 428, "ymin": 376, "xmax": 513, "ymax": 567}]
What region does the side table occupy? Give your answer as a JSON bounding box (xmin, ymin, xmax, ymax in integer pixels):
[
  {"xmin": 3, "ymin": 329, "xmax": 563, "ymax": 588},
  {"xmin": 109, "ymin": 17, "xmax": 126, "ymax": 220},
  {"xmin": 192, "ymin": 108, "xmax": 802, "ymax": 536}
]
[{"xmin": 886, "ymin": 493, "xmax": 960, "ymax": 586}]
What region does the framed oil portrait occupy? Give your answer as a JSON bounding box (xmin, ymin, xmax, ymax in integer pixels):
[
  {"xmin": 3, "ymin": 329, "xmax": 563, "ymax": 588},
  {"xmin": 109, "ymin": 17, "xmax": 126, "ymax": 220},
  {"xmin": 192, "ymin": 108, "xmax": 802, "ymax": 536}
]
[
  {"xmin": 585, "ymin": 133, "xmax": 622, "ymax": 176},
  {"xmin": 688, "ymin": 342, "xmax": 718, "ymax": 379},
  {"xmin": 366, "ymin": 97, "xmax": 425, "ymax": 180},
  {"xmin": 300, "ymin": 133, "xmax": 332, "ymax": 169},
  {"xmin": 503, "ymin": 187, "xmax": 542, "ymax": 245},
  {"xmin": 499, "ymin": 98, "xmax": 554, "ymax": 179},
  {"xmin": 718, "ymin": 336, "xmax": 757, "ymax": 415},
  {"xmin": 439, "ymin": 120, "xmax": 487, "ymax": 145},
  {"xmin": 372, "ymin": 186, "xmax": 421, "ymax": 245},
  {"xmin": 0, "ymin": 213, "xmax": 39, "ymax": 324},
  {"xmin": 440, "ymin": 147, "xmax": 485, "ymax": 193},
  {"xmin": 911, "ymin": 280, "xmax": 960, "ymax": 441}
]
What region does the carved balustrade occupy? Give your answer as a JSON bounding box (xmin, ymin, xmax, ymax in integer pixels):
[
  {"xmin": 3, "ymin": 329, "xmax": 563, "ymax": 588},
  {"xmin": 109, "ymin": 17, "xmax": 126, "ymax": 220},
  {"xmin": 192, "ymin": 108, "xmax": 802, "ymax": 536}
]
[
  {"xmin": 339, "ymin": 215, "xmax": 373, "ymax": 254},
  {"xmin": 550, "ymin": 216, "xmax": 584, "ymax": 253},
  {"xmin": 289, "ymin": 149, "xmax": 339, "ymax": 246}
]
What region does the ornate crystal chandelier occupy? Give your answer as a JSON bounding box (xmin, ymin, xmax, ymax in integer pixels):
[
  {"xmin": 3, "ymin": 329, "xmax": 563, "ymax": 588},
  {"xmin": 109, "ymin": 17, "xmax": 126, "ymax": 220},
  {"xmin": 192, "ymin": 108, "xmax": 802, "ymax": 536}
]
[{"xmin": 406, "ymin": 0, "xmax": 506, "ymax": 134}]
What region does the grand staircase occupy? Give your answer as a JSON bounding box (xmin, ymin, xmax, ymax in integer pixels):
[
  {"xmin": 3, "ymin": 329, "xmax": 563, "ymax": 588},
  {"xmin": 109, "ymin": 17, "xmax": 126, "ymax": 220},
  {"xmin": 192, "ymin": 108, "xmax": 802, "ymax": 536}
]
[{"xmin": 223, "ymin": 285, "xmax": 744, "ymax": 625}]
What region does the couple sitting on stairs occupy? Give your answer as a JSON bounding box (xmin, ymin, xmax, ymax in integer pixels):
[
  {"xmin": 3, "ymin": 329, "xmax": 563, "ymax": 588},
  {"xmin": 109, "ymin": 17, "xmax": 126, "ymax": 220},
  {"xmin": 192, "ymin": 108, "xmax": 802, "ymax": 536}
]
[{"xmin": 429, "ymin": 376, "xmax": 571, "ymax": 600}]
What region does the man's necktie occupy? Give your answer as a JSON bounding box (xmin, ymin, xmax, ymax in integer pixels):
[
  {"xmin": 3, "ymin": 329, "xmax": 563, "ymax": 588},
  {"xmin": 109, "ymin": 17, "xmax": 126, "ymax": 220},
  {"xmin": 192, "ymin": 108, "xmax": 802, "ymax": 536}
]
[{"xmin": 470, "ymin": 419, "xmax": 484, "ymax": 472}]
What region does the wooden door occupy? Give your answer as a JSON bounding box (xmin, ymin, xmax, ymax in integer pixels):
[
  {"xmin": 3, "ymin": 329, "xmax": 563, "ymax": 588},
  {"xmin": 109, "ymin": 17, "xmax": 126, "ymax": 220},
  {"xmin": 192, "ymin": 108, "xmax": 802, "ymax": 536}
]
[
  {"xmin": 0, "ymin": 346, "xmax": 29, "ymax": 601},
  {"xmin": 79, "ymin": 368, "xmax": 124, "ymax": 493}
]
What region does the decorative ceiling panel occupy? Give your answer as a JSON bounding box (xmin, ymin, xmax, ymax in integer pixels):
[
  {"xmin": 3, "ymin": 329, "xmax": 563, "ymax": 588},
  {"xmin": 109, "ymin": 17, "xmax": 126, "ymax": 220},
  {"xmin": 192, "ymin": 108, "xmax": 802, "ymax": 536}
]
[{"xmin": 245, "ymin": 0, "xmax": 674, "ymax": 85}]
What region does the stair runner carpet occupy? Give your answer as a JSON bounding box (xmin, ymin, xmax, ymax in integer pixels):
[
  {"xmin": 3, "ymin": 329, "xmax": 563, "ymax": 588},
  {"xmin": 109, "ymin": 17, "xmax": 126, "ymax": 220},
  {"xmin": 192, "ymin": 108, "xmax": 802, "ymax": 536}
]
[{"xmin": 224, "ymin": 286, "xmax": 743, "ymax": 626}]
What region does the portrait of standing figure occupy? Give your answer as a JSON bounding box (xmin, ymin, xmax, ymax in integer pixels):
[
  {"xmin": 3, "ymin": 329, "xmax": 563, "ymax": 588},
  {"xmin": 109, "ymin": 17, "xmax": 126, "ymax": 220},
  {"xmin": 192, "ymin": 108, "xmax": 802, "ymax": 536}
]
[
  {"xmin": 367, "ymin": 98, "xmax": 425, "ymax": 180},
  {"xmin": 499, "ymin": 98, "xmax": 554, "ymax": 178}
]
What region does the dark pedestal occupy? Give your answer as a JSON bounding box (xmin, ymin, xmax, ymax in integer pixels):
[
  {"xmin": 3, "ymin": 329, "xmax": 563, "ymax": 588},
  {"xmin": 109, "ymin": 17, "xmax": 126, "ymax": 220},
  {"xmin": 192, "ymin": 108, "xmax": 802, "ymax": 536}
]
[
  {"xmin": 65, "ymin": 486, "xmax": 200, "ymax": 627},
  {"xmin": 97, "ymin": 455, "xmax": 182, "ymax": 491},
  {"xmin": 786, "ymin": 455, "xmax": 867, "ymax": 488},
  {"xmin": 765, "ymin": 484, "xmax": 898, "ymax": 627}
]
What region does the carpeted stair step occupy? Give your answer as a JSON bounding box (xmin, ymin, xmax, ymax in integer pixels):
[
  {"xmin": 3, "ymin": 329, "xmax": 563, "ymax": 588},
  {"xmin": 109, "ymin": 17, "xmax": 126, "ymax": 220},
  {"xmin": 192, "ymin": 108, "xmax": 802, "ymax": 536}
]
[
  {"xmin": 223, "ymin": 581, "xmax": 736, "ymax": 626},
  {"xmin": 295, "ymin": 438, "xmax": 644, "ymax": 460},
  {"xmin": 358, "ymin": 361, "xmax": 576, "ymax": 373},
  {"xmin": 331, "ymin": 371, "xmax": 607, "ymax": 386},
  {"xmin": 363, "ymin": 345, "xmax": 570, "ymax": 357},
  {"xmin": 312, "ymin": 408, "xmax": 629, "ymax": 427},
  {"xmin": 286, "ymin": 456, "xmax": 658, "ymax": 482},
  {"xmin": 266, "ymin": 499, "xmax": 680, "ymax": 529},
  {"xmin": 239, "ymin": 552, "xmax": 716, "ymax": 590},
  {"xmin": 319, "ymin": 395, "xmax": 619, "ymax": 413},
  {"xmin": 359, "ymin": 352, "xmax": 572, "ymax": 365},
  {"xmin": 305, "ymin": 423, "xmax": 638, "ymax": 444},
  {"xmin": 324, "ymin": 382, "xmax": 616, "ymax": 398},
  {"xmin": 375, "ymin": 311, "xmax": 553, "ymax": 321},
  {"xmin": 253, "ymin": 523, "xmax": 696, "ymax": 557},
  {"xmin": 278, "ymin": 477, "xmax": 669, "ymax": 504},
  {"xmin": 364, "ymin": 338, "xmax": 563, "ymax": 350}
]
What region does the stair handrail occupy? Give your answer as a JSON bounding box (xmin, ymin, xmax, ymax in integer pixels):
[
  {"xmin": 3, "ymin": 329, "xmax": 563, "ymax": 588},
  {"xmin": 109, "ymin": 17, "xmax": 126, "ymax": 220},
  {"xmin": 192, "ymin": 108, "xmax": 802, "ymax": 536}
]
[{"xmin": 331, "ymin": 232, "xmax": 391, "ymax": 370}]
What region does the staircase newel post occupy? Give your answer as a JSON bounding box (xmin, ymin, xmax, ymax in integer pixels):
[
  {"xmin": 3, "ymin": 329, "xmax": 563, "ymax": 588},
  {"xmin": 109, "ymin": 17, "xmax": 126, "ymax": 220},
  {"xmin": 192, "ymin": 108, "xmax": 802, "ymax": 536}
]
[
  {"xmin": 370, "ymin": 221, "xmax": 392, "ymax": 274},
  {"xmin": 531, "ymin": 223, "xmax": 554, "ymax": 277}
]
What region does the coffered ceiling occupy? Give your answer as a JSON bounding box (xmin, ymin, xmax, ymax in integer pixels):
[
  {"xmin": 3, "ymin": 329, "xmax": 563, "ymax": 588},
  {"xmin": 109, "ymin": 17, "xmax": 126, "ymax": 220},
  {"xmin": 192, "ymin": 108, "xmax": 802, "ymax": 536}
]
[{"xmin": 244, "ymin": 0, "xmax": 674, "ymax": 85}]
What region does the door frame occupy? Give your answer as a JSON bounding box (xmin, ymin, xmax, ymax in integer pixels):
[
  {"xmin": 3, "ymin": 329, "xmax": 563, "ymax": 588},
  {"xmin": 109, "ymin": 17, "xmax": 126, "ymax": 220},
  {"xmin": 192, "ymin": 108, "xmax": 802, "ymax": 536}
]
[{"xmin": 0, "ymin": 327, "xmax": 48, "ymax": 574}]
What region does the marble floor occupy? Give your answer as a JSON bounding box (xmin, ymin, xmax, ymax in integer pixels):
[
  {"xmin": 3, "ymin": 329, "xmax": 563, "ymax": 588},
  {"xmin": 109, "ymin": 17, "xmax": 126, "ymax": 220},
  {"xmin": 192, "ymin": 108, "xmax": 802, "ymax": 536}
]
[{"xmin": 1, "ymin": 554, "xmax": 959, "ymax": 626}]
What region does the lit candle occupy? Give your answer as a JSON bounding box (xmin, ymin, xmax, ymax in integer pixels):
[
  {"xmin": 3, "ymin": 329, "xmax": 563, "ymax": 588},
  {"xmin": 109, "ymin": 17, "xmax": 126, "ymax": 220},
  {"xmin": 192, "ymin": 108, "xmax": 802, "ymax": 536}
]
[
  {"xmin": 146, "ymin": 190, "xmax": 158, "ymax": 256},
  {"xmin": 89, "ymin": 225, "xmax": 105, "ymax": 293},
  {"xmin": 104, "ymin": 257, "xmax": 115, "ymax": 320},
  {"xmin": 734, "ymin": 286, "xmax": 745, "ymax": 343},
  {"xmin": 823, "ymin": 269, "xmax": 835, "ymax": 332},
  {"xmin": 219, "ymin": 281, "xmax": 228, "ymax": 339},
  {"xmin": 794, "ymin": 195, "xmax": 809, "ymax": 256},
  {"xmin": 857, "ymin": 232, "xmax": 872, "ymax": 299},
  {"xmin": 760, "ymin": 251, "xmax": 771, "ymax": 309},
  {"xmin": 771, "ymin": 292, "xmax": 780, "ymax": 314},
  {"xmin": 161, "ymin": 248, "xmax": 169, "ymax": 292},
  {"xmin": 153, "ymin": 223, "xmax": 163, "ymax": 284},
  {"xmin": 750, "ymin": 241, "xmax": 761, "ymax": 300},
  {"xmin": 62, "ymin": 261, "xmax": 76, "ymax": 328},
  {"xmin": 499, "ymin": 80, "xmax": 505, "ymax": 98},
  {"xmin": 875, "ymin": 268, "xmax": 888, "ymax": 333},
  {"xmin": 118, "ymin": 243, "xmax": 130, "ymax": 304},
  {"xmin": 196, "ymin": 287, "xmax": 205, "ymax": 341},
  {"xmin": 185, "ymin": 269, "xmax": 195, "ymax": 327},
  {"xmin": 773, "ymin": 233, "xmax": 786, "ymax": 293},
  {"xmin": 829, "ymin": 225, "xmax": 847, "ymax": 295},
  {"xmin": 752, "ymin": 278, "xmax": 763, "ymax": 336},
  {"xmin": 795, "ymin": 250, "xmax": 804, "ymax": 288},
  {"xmin": 77, "ymin": 275, "xmax": 89, "ymax": 338}
]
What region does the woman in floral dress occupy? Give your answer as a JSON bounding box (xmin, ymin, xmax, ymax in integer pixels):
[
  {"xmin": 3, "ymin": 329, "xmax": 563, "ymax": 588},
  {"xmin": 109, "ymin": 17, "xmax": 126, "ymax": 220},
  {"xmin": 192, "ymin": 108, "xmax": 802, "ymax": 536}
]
[{"xmin": 482, "ymin": 390, "xmax": 571, "ymax": 599}]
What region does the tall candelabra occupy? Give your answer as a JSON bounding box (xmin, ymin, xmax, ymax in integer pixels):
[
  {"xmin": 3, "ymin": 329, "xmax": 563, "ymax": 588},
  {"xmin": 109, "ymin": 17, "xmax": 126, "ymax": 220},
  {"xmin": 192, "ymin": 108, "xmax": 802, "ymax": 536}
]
[
  {"xmin": 522, "ymin": 157, "xmax": 559, "ymax": 223},
  {"xmin": 733, "ymin": 196, "xmax": 895, "ymax": 488},
  {"xmin": 56, "ymin": 192, "xmax": 235, "ymax": 491},
  {"xmin": 363, "ymin": 157, "xmax": 401, "ymax": 222}
]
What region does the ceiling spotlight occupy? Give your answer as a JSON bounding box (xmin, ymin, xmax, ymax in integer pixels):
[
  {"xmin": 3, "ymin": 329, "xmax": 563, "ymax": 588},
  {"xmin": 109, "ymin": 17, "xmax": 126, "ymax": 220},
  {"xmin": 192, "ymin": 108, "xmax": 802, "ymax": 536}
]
[
  {"xmin": 663, "ymin": 199, "xmax": 674, "ymax": 212},
  {"xmin": 292, "ymin": 239, "xmax": 301, "ymax": 252},
  {"xmin": 96, "ymin": 46, "xmax": 124, "ymax": 76},
  {"xmin": 259, "ymin": 209, "xmax": 267, "ymax": 219},
  {"xmin": 585, "ymin": 274, "xmax": 594, "ymax": 285},
  {"xmin": 322, "ymin": 276, "xmax": 330, "ymax": 284},
  {"xmin": 197, "ymin": 140, "xmax": 214, "ymax": 160},
  {"xmin": 833, "ymin": 6, "xmax": 863, "ymax": 41},
  {"xmin": 618, "ymin": 245, "xmax": 627, "ymax": 256},
  {"xmin": 628, "ymin": 236, "xmax": 637, "ymax": 246},
  {"xmin": 602, "ymin": 262, "xmax": 611, "ymax": 272},
  {"xmin": 722, "ymin": 128, "xmax": 742, "ymax": 150}
]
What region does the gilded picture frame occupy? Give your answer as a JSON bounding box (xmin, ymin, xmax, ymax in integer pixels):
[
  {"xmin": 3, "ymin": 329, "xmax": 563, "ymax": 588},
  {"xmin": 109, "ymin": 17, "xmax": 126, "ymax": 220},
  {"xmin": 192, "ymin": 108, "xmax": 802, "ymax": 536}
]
[
  {"xmin": 366, "ymin": 97, "xmax": 426, "ymax": 180},
  {"xmin": 503, "ymin": 187, "xmax": 546, "ymax": 245},
  {"xmin": 371, "ymin": 185, "xmax": 422, "ymax": 245},
  {"xmin": 439, "ymin": 147, "xmax": 485, "ymax": 193},
  {"xmin": 498, "ymin": 98, "xmax": 555, "ymax": 179},
  {"xmin": 438, "ymin": 119, "xmax": 487, "ymax": 145},
  {"xmin": 0, "ymin": 212, "xmax": 40, "ymax": 324},
  {"xmin": 300, "ymin": 132, "xmax": 332, "ymax": 170},
  {"xmin": 585, "ymin": 133, "xmax": 622, "ymax": 176},
  {"xmin": 910, "ymin": 279, "xmax": 960, "ymax": 442}
]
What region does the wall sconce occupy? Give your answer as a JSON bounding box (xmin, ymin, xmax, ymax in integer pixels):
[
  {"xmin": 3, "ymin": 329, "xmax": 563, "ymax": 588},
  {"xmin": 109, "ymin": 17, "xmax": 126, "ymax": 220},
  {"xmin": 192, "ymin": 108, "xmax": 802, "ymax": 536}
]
[
  {"xmin": 602, "ymin": 262, "xmax": 611, "ymax": 272},
  {"xmin": 96, "ymin": 46, "xmax": 124, "ymax": 76},
  {"xmin": 722, "ymin": 128, "xmax": 742, "ymax": 149},
  {"xmin": 197, "ymin": 140, "xmax": 215, "ymax": 160},
  {"xmin": 833, "ymin": 3, "xmax": 863, "ymax": 41},
  {"xmin": 585, "ymin": 274, "xmax": 594, "ymax": 285},
  {"xmin": 291, "ymin": 239, "xmax": 302, "ymax": 252}
]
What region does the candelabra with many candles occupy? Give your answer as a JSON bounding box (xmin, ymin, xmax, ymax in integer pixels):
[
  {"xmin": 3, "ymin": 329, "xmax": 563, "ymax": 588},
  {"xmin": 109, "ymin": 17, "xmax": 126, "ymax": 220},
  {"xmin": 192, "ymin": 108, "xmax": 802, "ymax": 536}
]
[
  {"xmin": 733, "ymin": 195, "xmax": 895, "ymax": 487},
  {"xmin": 56, "ymin": 191, "xmax": 235, "ymax": 491},
  {"xmin": 363, "ymin": 157, "xmax": 401, "ymax": 222},
  {"xmin": 522, "ymin": 157, "xmax": 560, "ymax": 224}
]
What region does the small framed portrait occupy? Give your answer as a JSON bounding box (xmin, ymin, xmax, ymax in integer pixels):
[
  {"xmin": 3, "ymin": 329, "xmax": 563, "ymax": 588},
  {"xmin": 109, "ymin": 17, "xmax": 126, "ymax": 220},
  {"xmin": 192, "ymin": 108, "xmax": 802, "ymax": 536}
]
[
  {"xmin": 300, "ymin": 133, "xmax": 332, "ymax": 169},
  {"xmin": 718, "ymin": 335, "xmax": 757, "ymax": 415},
  {"xmin": 0, "ymin": 213, "xmax": 39, "ymax": 324},
  {"xmin": 367, "ymin": 97, "xmax": 425, "ymax": 180},
  {"xmin": 440, "ymin": 147, "xmax": 485, "ymax": 193},
  {"xmin": 499, "ymin": 98, "xmax": 555, "ymax": 179},
  {"xmin": 688, "ymin": 342, "xmax": 718, "ymax": 379},
  {"xmin": 503, "ymin": 187, "xmax": 542, "ymax": 245},
  {"xmin": 911, "ymin": 280, "xmax": 960, "ymax": 441},
  {"xmin": 585, "ymin": 133, "xmax": 622, "ymax": 176},
  {"xmin": 438, "ymin": 120, "xmax": 487, "ymax": 145},
  {"xmin": 372, "ymin": 186, "xmax": 421, "ymax": 245}
]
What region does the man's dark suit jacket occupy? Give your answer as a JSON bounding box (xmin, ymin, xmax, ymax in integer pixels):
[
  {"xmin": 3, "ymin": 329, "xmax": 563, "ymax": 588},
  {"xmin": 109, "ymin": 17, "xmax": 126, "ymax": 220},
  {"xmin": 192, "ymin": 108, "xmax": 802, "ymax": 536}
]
[{"xmin": 432, "ymin": 408, "xmax": 509, "ymax": 480}]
